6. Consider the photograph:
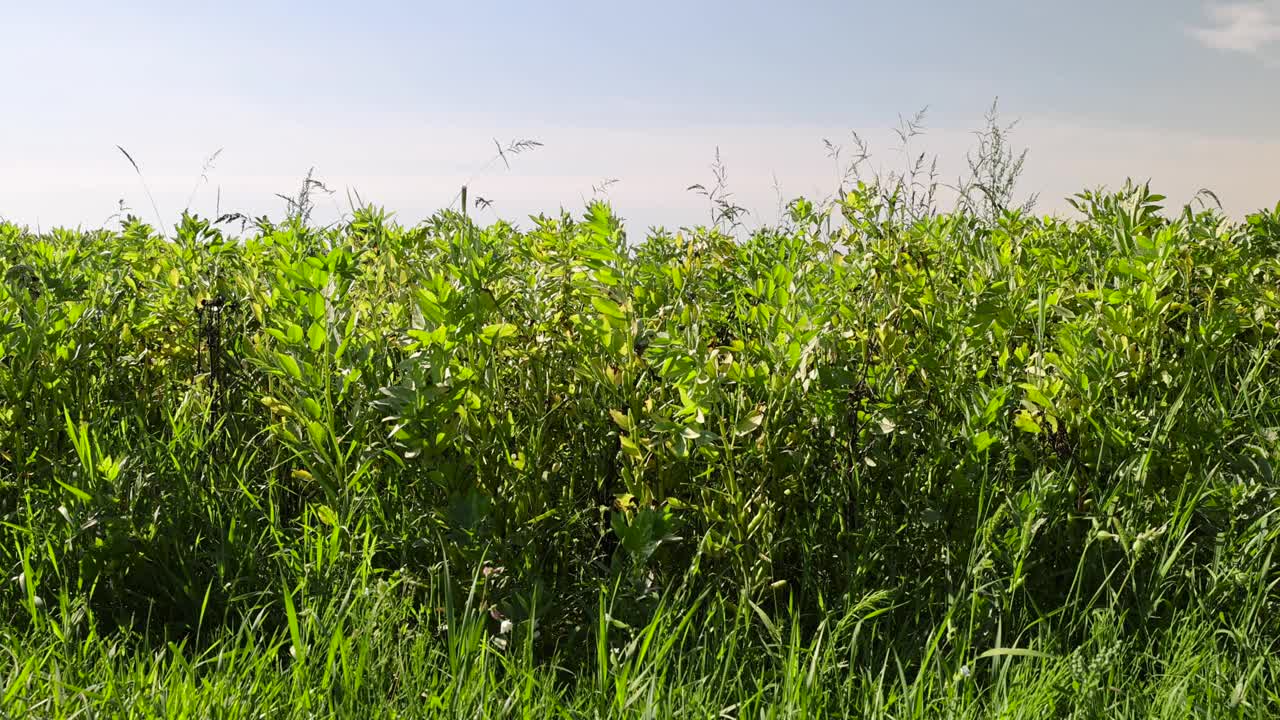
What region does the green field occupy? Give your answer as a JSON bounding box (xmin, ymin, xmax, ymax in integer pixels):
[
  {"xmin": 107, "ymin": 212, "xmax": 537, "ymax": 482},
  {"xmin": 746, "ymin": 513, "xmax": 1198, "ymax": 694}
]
[{"xmin": 2, "ymin": 178, "xmax": 1279, "ymax": 717}]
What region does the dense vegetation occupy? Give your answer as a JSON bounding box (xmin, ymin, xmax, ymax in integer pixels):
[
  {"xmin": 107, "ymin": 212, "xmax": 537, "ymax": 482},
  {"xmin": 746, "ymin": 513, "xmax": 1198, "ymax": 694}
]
[{"xmin": 2, "ymin": 179, "xmax": 1279, "ymax": 717}]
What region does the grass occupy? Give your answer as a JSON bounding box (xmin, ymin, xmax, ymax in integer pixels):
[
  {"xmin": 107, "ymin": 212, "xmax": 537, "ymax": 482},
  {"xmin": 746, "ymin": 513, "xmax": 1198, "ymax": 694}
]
[
  {"xmin": 1, "ymin": 135, "xmax": 1279, "ymax": 717},
  {"xmin": 2, "ymin": 586, "xmax": 1275, "ymax": 717}
]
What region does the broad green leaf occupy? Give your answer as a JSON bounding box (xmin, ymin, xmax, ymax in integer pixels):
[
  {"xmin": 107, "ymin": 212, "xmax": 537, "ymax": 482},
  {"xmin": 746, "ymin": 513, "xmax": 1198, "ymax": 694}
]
[
  {"xmin": 307, "ymin": 421, "xmax": 328, "ymax": 452},
  {"xmin": 620, "ymin": 434, "xmax": 643, "ymax": 459},
  {"xmin": 983, "ymin": 389, "xmax": 1009, "ymax": 425},
  {"xmin": 1013, "ymin": 410, "xmax": 1042, "ymax": 434},
  {"xmin": 971, "ymin": 431, "xmax": 997, "ymax": 453},
  {"xmin": 734, "ymin": 411, "xmax": 764, "ymax": 437},
  {"xmin": 670, "ymin": 433, "xmax": 690, "ymax": 459},
  {"xmin": 307, "ymin": 322, "xmax": 326, "ymax": 352},
  {"xmin": 315, "ymin": 504, "xmax": 338, "ymax": 527},
  {"xmin": 277, "ymin": 352, "xmax": 302, "ymax": 381},
  {"xmin": 609, "ymin": 409, "xmax": 633, "ymax": 432},
  {"xmin": 481, "ymin": 323, "xmax": 518, "ymax": 344},
  {"xmin": 1018, "ymin": 383, "xmax": 1053, "ymax": 410},
  {"xmin": 309, "ymin": 292, "xmax": 326, "ymax": 320},
  {"xmin": 302, "ymin": 397, "xmax": 323, "ymax": 420},
  {"xmin": 591, "ymin": 295, "xmax": 625, "ymax": 320}
]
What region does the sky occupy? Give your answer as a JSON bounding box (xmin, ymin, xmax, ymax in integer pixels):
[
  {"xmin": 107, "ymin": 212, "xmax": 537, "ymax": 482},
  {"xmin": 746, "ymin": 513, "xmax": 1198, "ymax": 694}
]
[{"xmin": 2, "ymin": 0, "xmax": 1279, "ymax": 234}]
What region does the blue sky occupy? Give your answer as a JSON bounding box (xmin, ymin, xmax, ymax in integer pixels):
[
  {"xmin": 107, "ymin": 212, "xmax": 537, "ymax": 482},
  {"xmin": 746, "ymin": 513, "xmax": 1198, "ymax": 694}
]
[{"xmin": 3, "ymin": 1, "xmax": 1278, "ymax": 232}]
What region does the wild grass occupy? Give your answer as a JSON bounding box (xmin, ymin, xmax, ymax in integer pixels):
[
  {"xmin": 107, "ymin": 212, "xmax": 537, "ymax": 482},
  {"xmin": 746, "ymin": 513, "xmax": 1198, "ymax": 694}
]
[{"xmin": 1, "ymin": 128, "xmax": 1279, "ymax": 717}]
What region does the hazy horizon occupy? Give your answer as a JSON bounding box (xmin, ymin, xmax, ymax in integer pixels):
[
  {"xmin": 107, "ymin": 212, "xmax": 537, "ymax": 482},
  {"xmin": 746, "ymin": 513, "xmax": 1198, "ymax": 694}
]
[{"xmin": 3, "ymin": 0, "xmax": 1279, "ymax": 232}]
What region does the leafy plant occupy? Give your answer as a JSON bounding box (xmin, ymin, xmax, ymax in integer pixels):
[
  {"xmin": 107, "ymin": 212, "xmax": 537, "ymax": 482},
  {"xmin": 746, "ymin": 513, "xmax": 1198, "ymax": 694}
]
[{"xmin": 1, "ymin": 131, "xmax": 1278, "ymax": 717}]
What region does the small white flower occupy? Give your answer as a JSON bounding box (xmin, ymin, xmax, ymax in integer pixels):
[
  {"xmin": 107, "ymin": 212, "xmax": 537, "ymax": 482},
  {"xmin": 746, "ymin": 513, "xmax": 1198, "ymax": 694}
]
[
  {"xmin": 499, "ymin": 619, "xmax": 513, "ymax": 635},
  {"xmin": 959, "ymin": 665, "xmax": 971, "ymax": 678}
]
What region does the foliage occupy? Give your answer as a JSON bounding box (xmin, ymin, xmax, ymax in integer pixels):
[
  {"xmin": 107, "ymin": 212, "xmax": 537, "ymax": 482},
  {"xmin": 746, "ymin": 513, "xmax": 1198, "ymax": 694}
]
[{"xmin": 1, "ymin": 181, "xmax": 1278, "ymax": 715}]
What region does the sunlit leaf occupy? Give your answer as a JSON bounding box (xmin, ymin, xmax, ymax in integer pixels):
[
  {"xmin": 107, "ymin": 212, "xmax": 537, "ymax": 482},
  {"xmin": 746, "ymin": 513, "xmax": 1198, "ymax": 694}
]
[
  {"xmin": 277, "ymin": 352, "xmax": 302, "ymax": 380},
  {"xmin": 591, "ymin": 295, "xmax": 625, "ymax": 320},
  {"xmin": 734, "ymin": 411, "xmax": 764, "ymax": 437},
  {"xmin": 609, "ymin": 409, "xmax": 633, "ymax": 432},
  {"xmin": 1013, "ymin": 410, "xmax": 1042, "ymax": 434}
]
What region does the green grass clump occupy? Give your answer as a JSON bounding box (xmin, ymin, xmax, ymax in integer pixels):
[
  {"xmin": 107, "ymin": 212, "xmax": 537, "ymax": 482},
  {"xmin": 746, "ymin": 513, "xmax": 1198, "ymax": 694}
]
[{"xmin": 1, "ymin": 179, "xmax": 1278, "ymax": 717}]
